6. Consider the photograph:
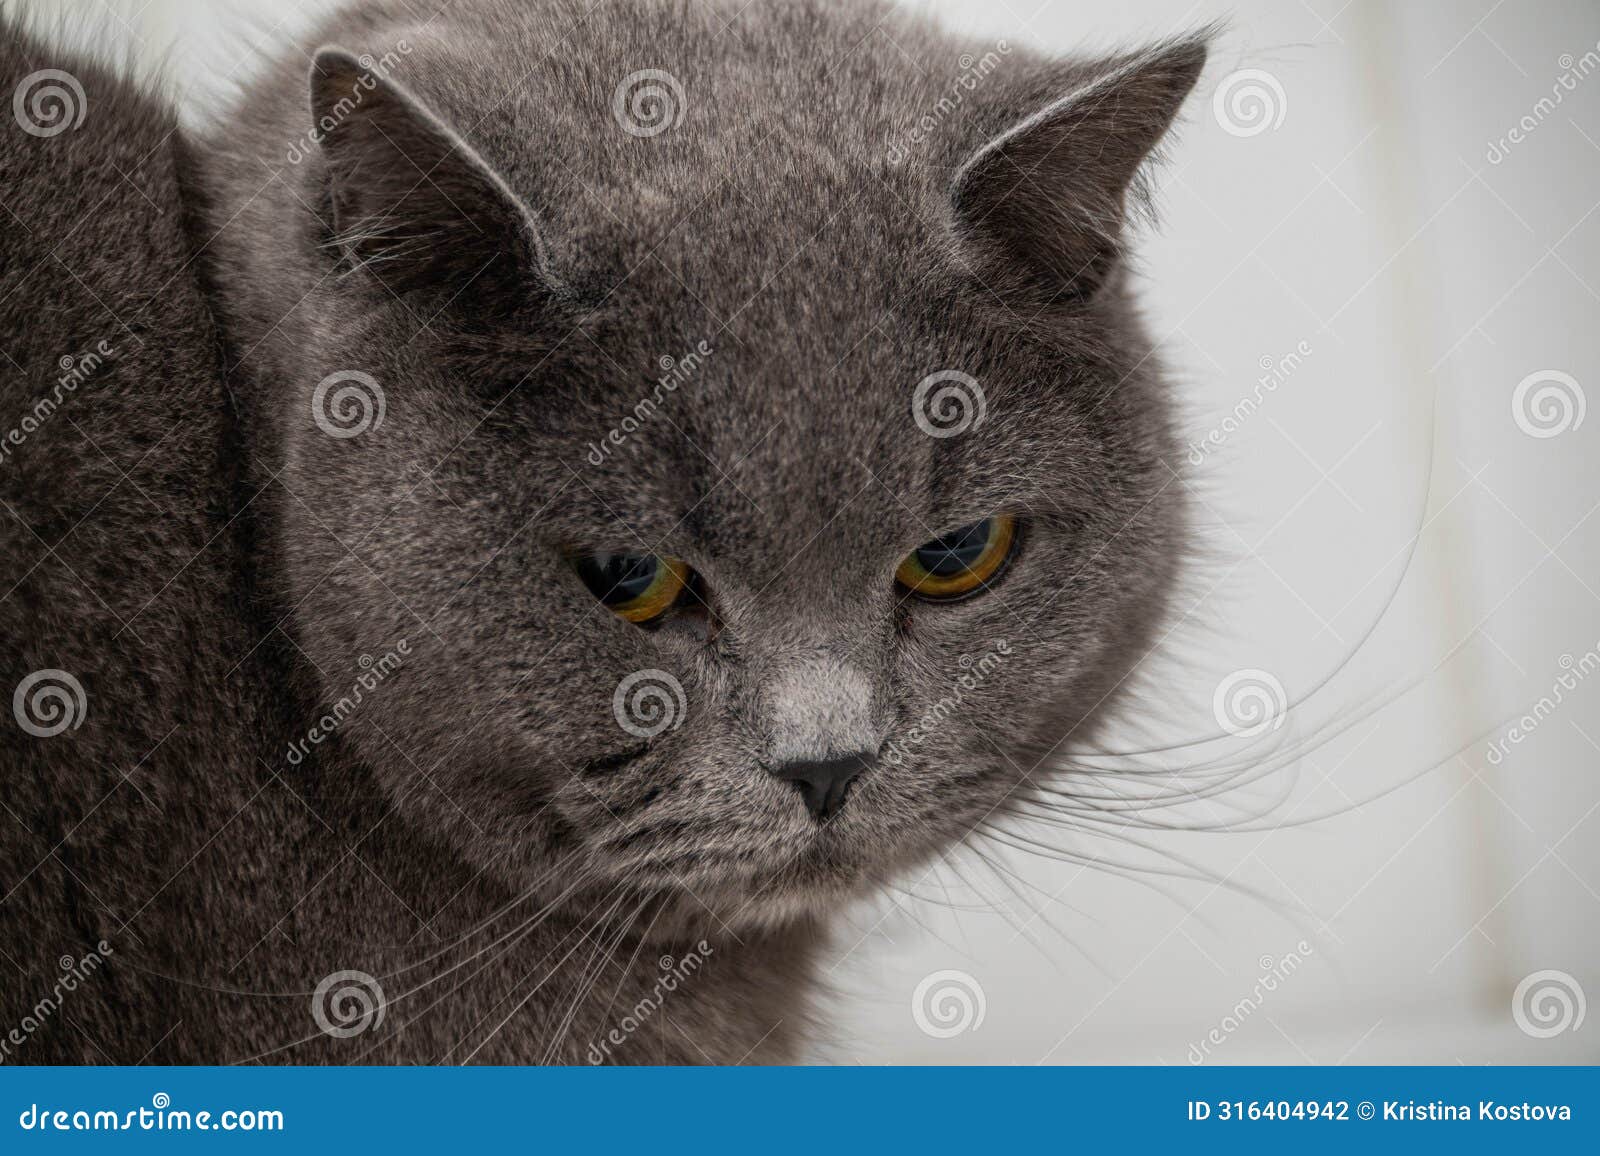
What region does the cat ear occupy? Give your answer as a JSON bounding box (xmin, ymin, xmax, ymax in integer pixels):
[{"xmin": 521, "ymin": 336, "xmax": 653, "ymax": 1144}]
[
  {"xmin": 309, "ymin": 47, "xmax": 553, "ymax": 310},
  {"xmin": 949, "ymin": 37, "xmax": 1207, "ymax": 303}
]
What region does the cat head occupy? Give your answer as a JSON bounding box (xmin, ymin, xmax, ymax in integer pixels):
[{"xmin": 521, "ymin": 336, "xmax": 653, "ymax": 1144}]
[{"xmin": 229, "ymin": 0, "xmax": 1205, "ymax": 930}]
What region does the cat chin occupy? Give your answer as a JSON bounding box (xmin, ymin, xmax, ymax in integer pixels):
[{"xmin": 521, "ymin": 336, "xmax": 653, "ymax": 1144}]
[{"xmin": 601, "ymin": 850, "xmax": 882, "ymax": 935}]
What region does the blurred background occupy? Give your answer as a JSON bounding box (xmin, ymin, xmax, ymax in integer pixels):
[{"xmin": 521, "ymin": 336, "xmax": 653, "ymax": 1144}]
[{"xmin": 66, "ymin": 0, "xmax": 1599, "ymax": 1063}]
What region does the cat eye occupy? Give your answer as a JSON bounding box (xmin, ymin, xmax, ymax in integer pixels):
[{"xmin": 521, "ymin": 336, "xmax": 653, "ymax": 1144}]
[
  {"xmin": 573, "ymin": 551, "xmax": 692, "ymax": 624},
  {"xmin": 895, "ymin": 515, "xmax": 1018, "ymax": 601}
]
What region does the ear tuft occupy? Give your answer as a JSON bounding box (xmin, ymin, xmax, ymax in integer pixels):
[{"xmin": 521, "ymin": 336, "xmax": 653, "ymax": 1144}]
[
  {"xmin": 949, "ymin": 35, "xmax": 1209, "ymax": 305},
  {"xmin": 309, "ymin": 46, "xmax": 551, "ymax": 312}
]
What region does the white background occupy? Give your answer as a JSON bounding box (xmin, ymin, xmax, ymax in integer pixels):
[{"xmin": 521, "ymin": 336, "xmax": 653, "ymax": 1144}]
[{"xmin": 74, "ymin": 0, "xmax": 1600, "ymax": 1064}]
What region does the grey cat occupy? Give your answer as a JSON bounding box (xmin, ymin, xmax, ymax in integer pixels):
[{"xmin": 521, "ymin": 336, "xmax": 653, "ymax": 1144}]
[{"xmin": 1, "ymin": 0, "xmax": 1204, "ymax": 1063}]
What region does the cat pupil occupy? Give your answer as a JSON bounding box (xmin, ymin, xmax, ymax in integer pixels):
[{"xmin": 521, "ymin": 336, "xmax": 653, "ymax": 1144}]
[
  {"xmin": 580, "ymin": 553, "xmax": 658, "ymax": 604},
  {"xmin": 914, "ymin": 519, "xmax": 992, "ymax": 577}
]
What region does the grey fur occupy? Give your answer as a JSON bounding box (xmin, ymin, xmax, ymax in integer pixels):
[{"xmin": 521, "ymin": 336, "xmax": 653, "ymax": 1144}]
[{"xmin": 1, "ymin": 0, "xmax": 1204, "ymax": 1063}]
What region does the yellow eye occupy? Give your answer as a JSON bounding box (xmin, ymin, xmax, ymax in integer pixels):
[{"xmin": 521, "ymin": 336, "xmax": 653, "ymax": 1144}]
[
  {"xmin": 895, "ymin": 515, "xmax": 1017, "ymax": 601},
  {"xmin": 573, "ymin": 552, "xmax": 690, "ymax": 623}
]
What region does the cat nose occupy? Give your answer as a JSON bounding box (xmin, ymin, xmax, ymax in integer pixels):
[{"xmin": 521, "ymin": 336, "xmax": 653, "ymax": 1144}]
[{"xmin": 767, "ymin": 751, "xmax": 871, "ymax": 822}]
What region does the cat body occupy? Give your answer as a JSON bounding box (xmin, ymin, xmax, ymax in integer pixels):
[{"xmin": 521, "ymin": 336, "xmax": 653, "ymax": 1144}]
[{"xmin": 1, "ymin": 0, "xmax": 1202, "ymax": 1062}]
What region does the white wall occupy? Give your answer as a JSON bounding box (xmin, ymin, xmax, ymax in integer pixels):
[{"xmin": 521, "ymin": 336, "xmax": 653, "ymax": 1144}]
[{"xmin": 83, "ymin": 0, "xmax": 1600, "ymax": 1064}]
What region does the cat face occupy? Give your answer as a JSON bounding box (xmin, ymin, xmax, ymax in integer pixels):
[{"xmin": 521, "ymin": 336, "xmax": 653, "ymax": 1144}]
[{"xmin": 261, "ymin": 1, "xmax": 1204, "ymax": 929}]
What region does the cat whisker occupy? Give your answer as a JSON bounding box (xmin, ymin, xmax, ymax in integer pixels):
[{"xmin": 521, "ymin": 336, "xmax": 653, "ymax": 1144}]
[
  {"xmin": 448, "ymin": 881, "xmax": 639, "ymax": 1065},
  {"xmin": 539, "ymin": 891, "xmax": 652, "ymax": 1065}
]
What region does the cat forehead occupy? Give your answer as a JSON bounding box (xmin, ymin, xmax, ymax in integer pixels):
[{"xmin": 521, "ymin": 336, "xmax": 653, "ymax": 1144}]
[
  {"xmin": 364, "ymin": 7, "xmax": 949, "ymax": 279},
  {"xmin": 540, "ymin": 339, "xmax": 1069, "ymax": 561}
]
